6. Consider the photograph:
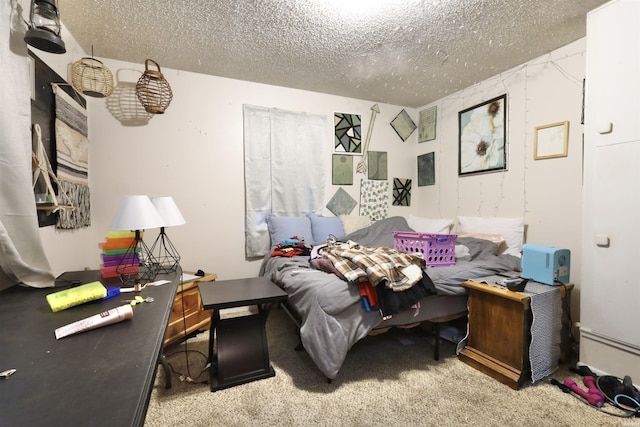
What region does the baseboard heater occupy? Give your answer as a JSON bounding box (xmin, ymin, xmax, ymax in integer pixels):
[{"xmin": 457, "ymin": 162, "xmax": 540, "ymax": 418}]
[{"xmin": 580, "ymin": 327, "xmax": 640, "ymax": 356}]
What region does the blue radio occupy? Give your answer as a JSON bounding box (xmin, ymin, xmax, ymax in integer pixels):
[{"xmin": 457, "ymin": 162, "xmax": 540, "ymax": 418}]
[{"xmin": 521, "ymin": 243, "xmax": 570, "ymax": 285}]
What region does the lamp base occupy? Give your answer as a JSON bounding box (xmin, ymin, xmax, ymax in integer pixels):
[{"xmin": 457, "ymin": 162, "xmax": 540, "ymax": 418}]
[
  {"xmin": 116, "ymin": 231, "xmax": 160, "ymax": 286},
  {"xmin": 150, "ymin": 228, "xmax": 181, "ymax": 274},
  {"xmin": 25, "ymin": 28, "xmax": 66, "ymax": 54}
]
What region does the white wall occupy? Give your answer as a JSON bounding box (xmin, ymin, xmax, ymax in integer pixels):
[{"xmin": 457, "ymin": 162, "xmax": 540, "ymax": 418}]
[
  {"xmin": 36, "ymin": 50, "xmax": 419, "ymax": 280},
  {"xmin": 413, "ymin": 39, "xmax": 586, "ymax": 319},
  {"xmin": 28, "ymin": 18, "xmax": 585, "ymax": 319}
]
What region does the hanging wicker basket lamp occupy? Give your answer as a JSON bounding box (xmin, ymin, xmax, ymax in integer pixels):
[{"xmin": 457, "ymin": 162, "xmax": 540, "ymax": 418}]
[
  {"xmin": 71, "ymin": 57, "xmax": 114, "ymax": 98},
  {"xmin": 136, "ymin": 59, "xmax": 173, "ymax": 114}
]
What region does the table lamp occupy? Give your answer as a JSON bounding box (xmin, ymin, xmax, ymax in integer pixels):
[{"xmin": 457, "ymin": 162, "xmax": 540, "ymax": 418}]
[
  {"xmin": 109, "ymin": 195, "xmax": 164, "ymax": 285},
  {"xmin": 150, "ymin": 196, "xmax": 186, "ymax": 273}
]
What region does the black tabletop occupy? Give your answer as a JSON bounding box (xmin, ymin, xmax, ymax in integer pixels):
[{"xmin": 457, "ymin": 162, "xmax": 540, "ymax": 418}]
[
  {"xmin": 0, "ymin": 270, "xmax": 179, "ymax": 427},
  {"xmin": 199, "ymin": 277, "xmax": 287, "ymax": 310}
]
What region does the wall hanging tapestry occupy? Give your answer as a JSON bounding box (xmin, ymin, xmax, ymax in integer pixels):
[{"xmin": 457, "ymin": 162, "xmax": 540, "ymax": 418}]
[
  {"xmin": 52, "ymin": 83, "xmax": 90, "ymax": 229},
  {"xmin": 360, "ymin": 179, "xmax": 388, "ymax": 221}
]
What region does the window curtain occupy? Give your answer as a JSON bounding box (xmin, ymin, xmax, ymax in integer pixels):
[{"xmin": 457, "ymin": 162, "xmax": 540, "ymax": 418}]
[
  {"xmin": 244, "ymin": 105, "xmax": 328, "ymax": 257},
  {"xmin": 0, "ymin": 1, "xmax": 55, "ymax": 289}
]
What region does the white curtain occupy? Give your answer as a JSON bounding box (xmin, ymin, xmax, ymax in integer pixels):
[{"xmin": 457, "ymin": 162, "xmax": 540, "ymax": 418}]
[
  {"xmin": 244, "ymin": 105, "xmax": 328, "ymax": 257},
  {"xmin": 0, "ymin": 0, "xmax": 55, "ymax": 289}
]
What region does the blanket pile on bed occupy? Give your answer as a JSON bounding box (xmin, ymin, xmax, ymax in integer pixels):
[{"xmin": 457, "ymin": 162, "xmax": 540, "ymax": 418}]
[
  {"xmin": 320, "ymin": 241, "xmax": 424, "ymax": 291},
  {"xmin": 260, "ymin": 216, "xmax": 521, "ymax": 379}
]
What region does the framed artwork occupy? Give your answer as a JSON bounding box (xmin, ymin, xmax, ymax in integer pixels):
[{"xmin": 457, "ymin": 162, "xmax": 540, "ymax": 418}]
[
  {"xmin": 392, "ymin": 178, "xmax": 411, "ymax": 206},
  {"xmin": 534, "ymin": 121, "xmax": 569, "ymax": 160},
  {"xmin": 417, "ymin": 152, "xmax": 435, "ymax": 186},
  {"xmin": 458, "ymin": 94, "xmax": 507, "ymax": 176},
  {"xmin": 334, "ymin": 112, "xmax": 362, "ymax": 154},
  {"xmin": 390, "ymin": 109, "xmax": 416, "ymax": 141},
  {"xmin": 332, "ymin": 154, "xmax": 353, "ymax": 185},
  {"xmin": 418, "ymin": 106, "xmax": 437, "ymax": 142},
  {"xmin": 367, "ymin": 151, "xmax": 387, "ymax": 180}
]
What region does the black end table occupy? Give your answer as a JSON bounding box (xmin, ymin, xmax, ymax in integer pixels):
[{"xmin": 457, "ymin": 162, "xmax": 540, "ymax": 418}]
[{"xmin": 199, "ymin": 277, "xmax": 287, "ymax": 392}]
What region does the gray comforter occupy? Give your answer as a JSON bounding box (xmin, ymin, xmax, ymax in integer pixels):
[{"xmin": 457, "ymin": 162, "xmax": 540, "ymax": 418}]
[{"xmin": 260, "ymin": 216, "xmax": 520, "ymax": 379}]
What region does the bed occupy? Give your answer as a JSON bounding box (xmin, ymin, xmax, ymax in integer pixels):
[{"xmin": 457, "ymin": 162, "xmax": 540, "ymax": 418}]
[{"xmin": 259, "ymin": 215, "xmax": 522, "ymax": 380}]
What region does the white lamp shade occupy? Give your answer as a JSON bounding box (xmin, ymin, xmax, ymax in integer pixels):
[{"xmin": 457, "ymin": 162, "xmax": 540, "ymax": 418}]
[
  {"xmin": 150, "ymin": 196, "xmax": 186, "ymax": 227},
  {"xmin": 109, "ymin": 195, "xmax": 164, "ymax": 231}
]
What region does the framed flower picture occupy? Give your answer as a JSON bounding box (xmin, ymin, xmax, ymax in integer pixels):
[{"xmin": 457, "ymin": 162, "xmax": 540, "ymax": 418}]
[{"xmin": 458, "ymin": 94, "xmax": 507, "ymax": 176}]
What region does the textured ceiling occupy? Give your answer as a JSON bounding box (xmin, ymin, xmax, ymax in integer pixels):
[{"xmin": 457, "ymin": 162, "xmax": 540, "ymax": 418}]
[{"xmin": 58, "ymin": 0, "xmax": 608, "ymax": 108}]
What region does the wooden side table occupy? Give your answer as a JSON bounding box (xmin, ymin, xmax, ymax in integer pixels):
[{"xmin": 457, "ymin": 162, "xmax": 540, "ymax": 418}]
[
  {"xmin": 199, "ymin": 277, "xmax": 288, "ymax": 392},
  {"xmin": 163, "ymin": 273, "xmax": 217, "ymax": 348},
  {"xmin": 458, "ymin": 280, "xmax": 573, "ymax": 389}
]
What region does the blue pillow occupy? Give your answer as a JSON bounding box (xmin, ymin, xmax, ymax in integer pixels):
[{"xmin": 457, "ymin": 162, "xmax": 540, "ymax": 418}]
[
  {"xmin": 266, "ymin": 216, "xmax": 313, "ymax": 247},
  {"xmin": 307, "ymin": 213, "xmax": 345, "ymax": 244}
]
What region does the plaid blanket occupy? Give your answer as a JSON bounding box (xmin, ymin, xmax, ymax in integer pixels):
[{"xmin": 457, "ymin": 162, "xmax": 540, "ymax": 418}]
[{"xmin": 321, "ymin": 242, "xmax": 425, "ymax": 291}]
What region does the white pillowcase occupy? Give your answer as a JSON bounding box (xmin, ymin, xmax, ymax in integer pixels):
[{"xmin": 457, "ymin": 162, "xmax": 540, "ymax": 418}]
[
  {"xmin": 340, "ymin": 214, "xmax": 371, "ymax": 234},
  {"xmin": 407, "ymin": 214, "xmax": 454, "ymax": 234},
  {"xmin": 456, "ymin": 216, "xmax": 525, "ymax": 257}
]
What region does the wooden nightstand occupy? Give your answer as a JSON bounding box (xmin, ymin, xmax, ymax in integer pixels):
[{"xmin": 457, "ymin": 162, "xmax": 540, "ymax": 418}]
[
  {"xmin": 458, "ymin": 279, "xmax": 573, "ymax": 389},
  {"xmin": 163, "ymin": 273, "xmax": 217, "ymax": 348}
]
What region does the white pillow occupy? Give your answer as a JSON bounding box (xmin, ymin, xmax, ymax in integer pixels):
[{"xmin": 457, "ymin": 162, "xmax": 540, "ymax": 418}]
[
  {"xmin": 340, "ymin": 214, "xmax": 371, "ymax": 234},
  {"xmin": 456, "ymin": 216, "xmax": 525, "ymax": 257},
  {"xmin": 407, "ymin": 214, "xmax": 453, "ymax": 234}
]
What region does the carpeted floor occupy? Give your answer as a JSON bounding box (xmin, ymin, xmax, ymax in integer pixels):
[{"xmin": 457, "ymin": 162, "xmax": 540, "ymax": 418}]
[{"xmin": 145, "ymin": 306, "xmax": 627, "ymax": 426}]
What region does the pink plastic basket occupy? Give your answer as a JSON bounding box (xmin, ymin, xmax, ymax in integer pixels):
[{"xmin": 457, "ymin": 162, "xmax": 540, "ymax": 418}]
[{"xmin": 393, "ymin": 231, "xmax": 457, "ymax": 267}]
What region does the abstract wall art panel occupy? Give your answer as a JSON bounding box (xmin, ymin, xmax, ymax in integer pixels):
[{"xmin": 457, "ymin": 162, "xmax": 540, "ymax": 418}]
[
  {"xmin": 392, "ymin": 178, "xmax": 411, "ymax": 206},
  {"xmin": 332, "ymin": 154, "xmax": 353, "ymax": 185},
  {"xmin": 390, "ymin": 109, "xmax": 417, "ymax": 141},
  {"xmin": 334, "ymin": 112, "xmax": 362, "ymax": 154},
  {"xmin": 327, "ymin": 187, "xmax": 357, "ymax": 216},
  {"xmin": 367, "ymin": 151, "xmax": 387, "ymax": 180},
  {"xmin": 417, "ymin": 152, "xmax": 435, "ymax": 186},
  {"xmin": 418, "ymin": 106, "xmax": 437, "ymax": 142}
]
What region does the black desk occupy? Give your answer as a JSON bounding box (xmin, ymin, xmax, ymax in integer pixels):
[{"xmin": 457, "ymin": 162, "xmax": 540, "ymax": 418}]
[
  {"xmin": 0, "ymin": 270, "xmax": 179, "ymax": 427},
  {"xmin": 199, "ymin": 277, "xmax": 287, "ymax": 392}
]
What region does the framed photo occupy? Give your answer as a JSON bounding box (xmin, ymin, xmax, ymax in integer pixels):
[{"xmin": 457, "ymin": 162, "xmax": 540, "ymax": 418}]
[
  {"xmin": 390, "ymin": 109, "xmax": 417, "ymax": 141},
  {"xmin": 458, "ymin": 94, "xmax": 507, "ymax": 176},
  {"xmin": 534, "ymin": 121, "xmax": 569, "ymax": 160},
  {"xmin": 418, "ymin": 106, "xmax": 437, "ymax": 142}
]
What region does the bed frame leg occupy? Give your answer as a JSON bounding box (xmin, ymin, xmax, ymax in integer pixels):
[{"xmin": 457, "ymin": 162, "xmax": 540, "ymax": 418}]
[{"xmin": 433, "ymin": 323, "xmax": 440, "ymax": 361}]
